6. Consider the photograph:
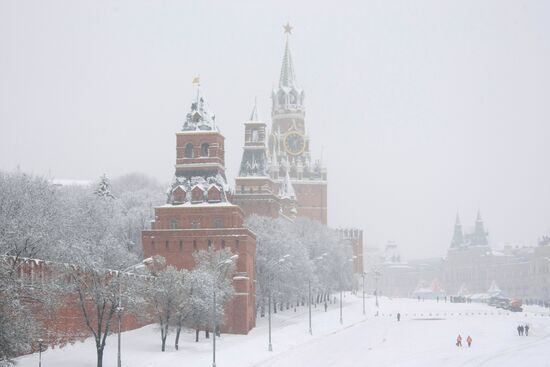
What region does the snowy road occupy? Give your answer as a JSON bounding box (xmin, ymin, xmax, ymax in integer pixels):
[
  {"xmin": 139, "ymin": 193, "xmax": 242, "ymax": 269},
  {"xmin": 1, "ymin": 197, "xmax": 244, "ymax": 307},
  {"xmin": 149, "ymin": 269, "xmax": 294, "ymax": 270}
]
[{"xmin": 16, "ymin": 295, "xmax": 550, "ymax": 367}]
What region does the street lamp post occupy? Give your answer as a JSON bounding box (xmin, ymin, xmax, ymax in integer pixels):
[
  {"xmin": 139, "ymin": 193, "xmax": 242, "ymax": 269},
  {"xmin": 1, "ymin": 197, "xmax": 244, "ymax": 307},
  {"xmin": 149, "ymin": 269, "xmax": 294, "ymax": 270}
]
[
  {"xmin": 116, "ymin": 272, "xmax": 123, "ymax": 367},
  {"xmin": 309, "ymin": 253, "xmax": 327, "ymax": 335},
  {"xmin": 362, "ymin": 272, "xmax": 366, "ymax": 316},
  {"xmin": 38, "ymin": 338, "xmax": 43, "ymax": 367},
  {"xmin": 268, "ymin": 291, "xmax": 273, "ymax": 351},
  {"xmin": 212, "ymin": 254, "xmax": 238, "ymax": 367},
  {"xmin": 339, "ymin": 289, "xmax": 343, "ymax": 324},
  {"xmin": 116, "ymin": 303, "xmax": 123, "ymax": 367},
  {"xmin": 212, "ymin": 286, "xmax": 217, "ymax": 367},
  {"xmin": 308, "ymin": 278, "xmax": 312, "ymax": 335},
  {"xmin": 267, "ymin": 254, "xmax": 290, "ymax": 351},
  {"xmin": 116, "ymin": 257, "xmax": 154, "ymax": 367},
  {"xmin": 338, "ymin": 256, "xmax": 356, "ymax": 325},
  {"xmin": 373, "ymin": 271, "xmax": 380, "ymax": 308}
]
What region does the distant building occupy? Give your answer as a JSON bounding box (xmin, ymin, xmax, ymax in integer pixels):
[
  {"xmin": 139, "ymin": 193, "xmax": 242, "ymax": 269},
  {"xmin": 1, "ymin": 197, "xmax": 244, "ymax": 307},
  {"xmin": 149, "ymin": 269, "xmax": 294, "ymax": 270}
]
[{"xmin": 374, "ymin": 211, "xmax": 550, "ymax": 302}]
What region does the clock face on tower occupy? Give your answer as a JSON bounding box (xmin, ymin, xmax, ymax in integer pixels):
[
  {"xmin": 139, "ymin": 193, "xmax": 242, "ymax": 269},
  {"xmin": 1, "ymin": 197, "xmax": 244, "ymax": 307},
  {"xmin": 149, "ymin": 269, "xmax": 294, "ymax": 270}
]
[{"xmin": 284, "ymin": 131, "xmax": 306, "ymax": 156}]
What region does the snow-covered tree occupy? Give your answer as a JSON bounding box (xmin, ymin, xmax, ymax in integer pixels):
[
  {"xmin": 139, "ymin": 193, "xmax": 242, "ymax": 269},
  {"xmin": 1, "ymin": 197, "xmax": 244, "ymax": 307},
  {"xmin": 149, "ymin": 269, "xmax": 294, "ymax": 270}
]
[
  {"xmin": 56, "ymin": 189, "xmax": 141, "ymax": 367},
  {"xmin": 94, "ymin": 174, "xmax": 116, "ymax": 199},
  {"xmin": 110, "ymin": 173, "xmax": 165, "ymax": 257},
  {"xmin": 0, "ymin": 171, "xmax": 61, "ymax": 260},
  {"xmin": 0, "ymin": 172, "xmax": 67, "ymax": 364},
  {"xmin": 184, "ymin": 249, "xmax": 236, "ymax": 342},
  {"xmin": 143, "ymin": 265, "xmax": 190, "ymax": 351},
  {"xmin": 246, "ymin": 215, "xmax": 311, "ymax": 313}
]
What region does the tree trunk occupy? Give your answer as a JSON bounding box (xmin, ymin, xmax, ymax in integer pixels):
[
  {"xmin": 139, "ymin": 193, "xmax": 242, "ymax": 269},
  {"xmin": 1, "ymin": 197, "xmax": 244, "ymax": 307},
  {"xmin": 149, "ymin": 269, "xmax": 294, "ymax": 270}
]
[
  {"xmin": 175, "ymin": 325, "xmax": 182, "ymax": 350},
  {"xmin": 96, "ymin": 347, "xmax": 104, "ymax": 367},
  {"xmin": 205, "ymin": 329, "xmax": 210, "ymax": 339},
  {"xmin": 161, "ymin": 334, "xmax": 167, "ymax": 352},
  {"xmin": 195, "ymin": 328, "xmax": 200, "ymax": 342}
]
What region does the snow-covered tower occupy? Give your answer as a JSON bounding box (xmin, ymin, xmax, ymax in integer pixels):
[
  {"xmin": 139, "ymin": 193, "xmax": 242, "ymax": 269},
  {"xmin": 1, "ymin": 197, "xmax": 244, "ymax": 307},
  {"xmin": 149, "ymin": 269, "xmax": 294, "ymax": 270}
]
[
  {"xmin": 450, "ymin": 213, "xmax": 465, "ymax": 248},
  {"xmin": 269, "ymin": 25, "xmax": 327, "ymax": 224},
  {"xmin": 143, "ymin": 82, "xmax": 257, "ymax": 334},
  {"xmin": 234, "ymin": 24, "xmax": 326, "ymax": 224},
  {"xmin": 233, "ymin": 102, "xmax": 283, "ymax": 218},
  {"xmin": 470, "ymin": 209, "xmax": 489, "ymax": 247}
]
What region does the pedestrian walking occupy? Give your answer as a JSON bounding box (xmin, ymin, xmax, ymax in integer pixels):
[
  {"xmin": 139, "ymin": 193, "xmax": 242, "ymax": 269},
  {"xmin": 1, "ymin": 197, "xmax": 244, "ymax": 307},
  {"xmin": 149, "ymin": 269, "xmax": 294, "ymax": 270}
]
[
  {"xmin": 397, "ymin": 312, "xmax": 401, "ymax": 322},
  {"xmin": 456, "ymin": 334, "xmax": 462, "ymax": 347},
  {"xmin": 324, "ymin": 302, "xmax": 328, "ymax": 312},
  {"xmin": 517, "ymin": 325, "xmax": 521, "ymax": 336},
  {"xmin": 466, "ymin": 335, "xmax": 472, "ymax": 347},
  {"xmin": 525, "ymin": 325, "xmax": 529, "ymax": 336}
]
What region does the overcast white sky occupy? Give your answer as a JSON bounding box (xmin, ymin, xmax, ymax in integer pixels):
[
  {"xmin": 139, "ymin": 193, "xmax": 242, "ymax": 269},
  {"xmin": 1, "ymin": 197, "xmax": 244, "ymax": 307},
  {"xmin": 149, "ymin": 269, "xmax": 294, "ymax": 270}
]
[{"xmin": 1, "ymin": 0, "xmax": 549, "ymax": 259}]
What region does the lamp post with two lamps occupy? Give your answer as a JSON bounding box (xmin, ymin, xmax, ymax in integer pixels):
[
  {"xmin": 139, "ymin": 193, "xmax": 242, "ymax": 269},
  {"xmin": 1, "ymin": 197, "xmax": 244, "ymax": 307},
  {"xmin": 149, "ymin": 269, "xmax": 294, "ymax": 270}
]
[
  {"xmin": 338, "ymin": 256, "xmax": 357, "ymax": 325},
  {"xmin": 37, "ymin": 338, "xmax": 43, "ymax": 367},
  {"xmin": 116, "ymin": 257, "xmax": 155, "ymax": 367},
  {"xmin": 267, "ymin": 254, "xmax": 290, "ymax": 351},
  {"xmin": 212, "ymin": 254, "xmax": 239, "ymax": 367},
  {"xmin": 309, "ymin": 252, "xmax": 328, "ymax": 335}
]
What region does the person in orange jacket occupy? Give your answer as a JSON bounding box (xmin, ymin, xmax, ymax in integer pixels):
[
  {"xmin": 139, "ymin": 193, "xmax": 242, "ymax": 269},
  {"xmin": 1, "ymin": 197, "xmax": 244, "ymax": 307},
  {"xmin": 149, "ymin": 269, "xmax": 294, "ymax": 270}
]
[
  {"xmin": 466, "ymin": 335, "xmax": 472, "ymax": 347},
  {"xmin": 456, "ymin": 334, "xmax": 462, "ymax": 347}
]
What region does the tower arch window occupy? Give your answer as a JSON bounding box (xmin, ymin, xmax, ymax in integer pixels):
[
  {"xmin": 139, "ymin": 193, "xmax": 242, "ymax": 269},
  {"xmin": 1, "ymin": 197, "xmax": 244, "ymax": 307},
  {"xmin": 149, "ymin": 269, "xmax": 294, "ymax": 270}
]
[
  {"xmin": 278, "ymin": 91, "xmax": 286, "ymax": 105},
  {"xmin": 289, "ymin": 91, "xmax": 297, "ymax": 104},
  {"xmin": 201, "ymin": 143, "xmax": 209, "ymax": 157},
  {"xmin": 184, "ymin": 143, "xmax": 194, "ymax": 158}
]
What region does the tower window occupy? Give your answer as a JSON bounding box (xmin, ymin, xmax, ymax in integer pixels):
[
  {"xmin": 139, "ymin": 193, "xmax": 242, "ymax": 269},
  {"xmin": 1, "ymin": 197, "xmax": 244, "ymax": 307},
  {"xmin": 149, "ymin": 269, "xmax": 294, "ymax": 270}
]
[
  {"xmin": 214, "ymin": 218, "xmax": 224, "ymax": 228},
  {"xmin": 179, "ymin": 240, "xmax": 183, "ymax": 251},
  {"xmin": 221, "ymin": 240, "xmax": 226, "ymax": 249},
  {"xmin": 208, "ymin": 240, "xmax": 212, "ymax": 250},
  {"xmin": 151, "ymin": 240, "xmax": 155, "ymax": 250},
  {"xmin": 201, "ymin": 143, "xmax": 209, "ymax": 157},
  {"xmin": 165, "ymin": 240, "xmax": 169, "ymax": 250},
  {"xmin": 193, "ymin": 240, "xmax": 197, "ymax": 251},
  {"xmin": 184, "ymin": 143, "xmax": 194, "ymax": 158},
  {"xmin": 170, "ymin": 219, "xmax": 178, "ymax": 229}
]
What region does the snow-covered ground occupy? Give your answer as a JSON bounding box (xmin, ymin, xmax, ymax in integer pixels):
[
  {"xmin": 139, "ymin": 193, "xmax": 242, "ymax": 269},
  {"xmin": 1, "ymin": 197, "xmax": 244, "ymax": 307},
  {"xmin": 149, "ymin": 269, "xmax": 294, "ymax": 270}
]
[{"xmin": 15, "ymin": 294, "xmax": 550, "ymax": 367}]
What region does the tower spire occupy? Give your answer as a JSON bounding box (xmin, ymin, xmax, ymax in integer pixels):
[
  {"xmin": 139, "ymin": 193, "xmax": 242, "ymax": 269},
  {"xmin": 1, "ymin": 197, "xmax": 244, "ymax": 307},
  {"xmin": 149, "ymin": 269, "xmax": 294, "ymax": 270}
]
[
  {"xmin": 279, "ymin": 23, "xmax": 296, "ymax": 88},
  {"xmin": 451, "ymin": 212, "xmax": 464, "ymax": 248},
  {"xmin": 249, "ymin": 97, "xmax": 259, "ymax": 121},
  {"xmin": 472, "ymin": 208, "xmax": 489, "ymax": 247}
]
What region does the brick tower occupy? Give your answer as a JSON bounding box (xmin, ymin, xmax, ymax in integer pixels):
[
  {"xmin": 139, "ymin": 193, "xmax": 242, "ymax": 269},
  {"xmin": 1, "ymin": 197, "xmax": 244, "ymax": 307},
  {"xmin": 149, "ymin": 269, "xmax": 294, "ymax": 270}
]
[
  {"xmin": 234, "ymin": 25, "xmax": 327, "ymax": 224},
  {"xmin": 142, "ymin": 85, "xmax": 256, "ymax": 334}
]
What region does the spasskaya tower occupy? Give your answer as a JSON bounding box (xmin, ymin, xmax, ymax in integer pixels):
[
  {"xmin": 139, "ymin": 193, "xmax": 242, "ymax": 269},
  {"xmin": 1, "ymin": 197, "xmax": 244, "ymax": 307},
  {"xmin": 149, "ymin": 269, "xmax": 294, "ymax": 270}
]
[{"xmin": 234, "ymin": 24, "xmax": 328, "ymax": 224}]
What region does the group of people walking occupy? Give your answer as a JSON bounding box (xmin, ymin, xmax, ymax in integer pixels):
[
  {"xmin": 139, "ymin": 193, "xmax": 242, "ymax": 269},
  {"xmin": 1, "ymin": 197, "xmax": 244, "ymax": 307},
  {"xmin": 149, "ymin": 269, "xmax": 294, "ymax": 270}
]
[
  {"xmin": 456, "ymin": 334, "xmax": 473, "ymax": 347},
  {"xmin": 517, "ymin": 325, "xmax": 530, "ymax": 336}
]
